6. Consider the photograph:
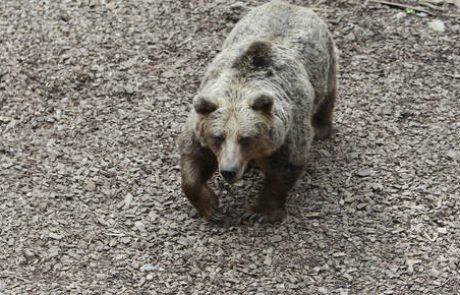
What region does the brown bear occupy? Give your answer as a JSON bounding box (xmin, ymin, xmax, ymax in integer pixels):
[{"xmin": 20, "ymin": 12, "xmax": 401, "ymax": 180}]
[{"xmin": 177, "ymin": 0, "xmax": 337, "ymax": 223}]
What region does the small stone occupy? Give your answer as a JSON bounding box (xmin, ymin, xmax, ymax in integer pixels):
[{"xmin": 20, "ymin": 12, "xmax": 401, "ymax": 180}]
[
  {"xmin": 22, "ymin": 249, "xmax": 37, "ymax": 259},
  {"xmin": 357, "ymin": 169, "xmax": 373, "ymax": 177},
  {"xmin": 437, "ymin": 227, "xmax": 447, "ymax": 234},
  {"xmin": 395, "ymin": 12, "xmax": 406, "ymax": 19},
  {"xmin": 264, "ymin": 255, "xmax": 272, "ymax": 266},
  {"xmin": 319, "ymin": 149, "xmax": 331, "ymax": 157},
  {"xmin": 140, "ymin": 263, "xmax": 160, "ymax": 272},
  {"xmin": 49, "ymin": 232, "xmax": 63, "ymax": 240},
  {"xmin": 0, "ymin": 116, "xmax": 11, "ymax": 122},
  {"xmin": 120, "ymin": 237, "xmax": 131, "ymax": 244},
  {"xmin": 446, "ymin": 150, "xmax": 459, "ymax": 161},
  {"xmin": 59, "ymin": 11, "xmax": 71, "ymax": 22},
  {"xmin": 121, "ymin": 193, "xmax": 133, "ymax": 210},
  {"xmin": 318, "ymin": 287, "xmax": 328, "ymax": 294},
  {"xmin": 145, "ymin": 274, "xmax": 154, "ymax": 281},
  {"xmin": 124, "ymin": 84, "xmax": 135, "ymax": 94},
  {"xmin": 370, "ymin": 182, "xmax": 383, "ymax": 190},
  {"xmin": 134, "ymin": 221, "xmax": 146, "ymax": 232},
  {"xmin": 84, "ymin": 180, "xmax": 96, "ymax": 191},
  {"xmin": 270, "ymin": 235, "xmax": 282, "ymax": 243},
  {"xmin": 177, "ymin": 237, "xmax": 190, "ymax": 246},
  {"xmin": 138, "ymin": 277, "xmax": 146, "ymax": 287},
  {"xmin": 48, "ymin": 246, "xmax": 60, "ymax": 258},
  {"xmin": 430, "ymin": 268, "xmax": 441, "ymax": 277},
  {"xmin": 162, "ymin": 70, "xmax": 175, "ymax": 78},
  {"xmin": 230, "ymin": 1, "xmax": 247, "ymax": 10},
  {"xmin": 304, "ymin": 212, "xmax": 321, "ymax": 218},
  {"xmin": 333, "ymin": 252, "xmax": 346, "ymax": 257},
  {"xmin": 406, "ymin": 259, "xmax": 421, "ymax": 273},
  {"xmin": 428, "ymin": 19, "xmax": 445, "ymax": 33}
]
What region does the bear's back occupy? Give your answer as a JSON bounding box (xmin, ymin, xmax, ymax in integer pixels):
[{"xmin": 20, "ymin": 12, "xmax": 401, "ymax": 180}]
[
  {"xmin": 221, "ymin": 0, "xmax": 333, "ymax": 100},
  {"xmin": 223, "ymin": 1, "xmax": 330, "ymax": 52}
]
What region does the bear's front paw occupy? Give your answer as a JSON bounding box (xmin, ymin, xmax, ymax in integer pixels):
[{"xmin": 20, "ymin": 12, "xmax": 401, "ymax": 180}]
[
  {"xmin": 196, "ymin": 202, "xmax": 226, "ymax": 225},
  {"xmin": 241, "ymin": 206, "xmax": 286, "ymax": 224},
  {"xmin": 188, "ymin": 188, "xmax": 228, "ymax": 225},
  {"xmin": 205, "ymin": 208, "xmax": 227, "ymax": 224}
]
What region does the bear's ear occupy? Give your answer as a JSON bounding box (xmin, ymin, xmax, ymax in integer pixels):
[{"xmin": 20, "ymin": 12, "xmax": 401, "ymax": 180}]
[
  {"xmin": 248, "ymin": 92, "xmax": 274, "ymax": 114},
  {"xmin": 234, "ymin": 40, "xmax": 272, "ymax": 70},
  {"xmin": 193, "ymin": 95, "xmax": 217, "ymax": 115}
]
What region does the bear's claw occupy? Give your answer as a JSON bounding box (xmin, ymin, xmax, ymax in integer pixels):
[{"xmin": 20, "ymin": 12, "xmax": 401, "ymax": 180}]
[
  {"xmin": 201, "ymin": 206, "xmax": 228, "ymax": 225},
  {"xmin": 209, "ymin": 209, "xmax": 225, "ymax": 223},
  {"xmin": 240, "ymin": 208, "xmax": 286, "ymax": 224},
  {"xmin": 240, "ymin": 211, "xmax": 267, "ymax": 224}
]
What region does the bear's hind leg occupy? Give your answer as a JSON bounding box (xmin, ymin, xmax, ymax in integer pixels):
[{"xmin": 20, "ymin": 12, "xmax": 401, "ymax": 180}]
[
  {"xmin": 312, "ymin": 91, "xmax": 335, "ymax": 140},
  {"xmin": 180, "ymin": 146, "xmax": 223, "ymax": 223},
  {"xmin": 313, "ymin": 49, "xmax": 337, "ymax": 140}
]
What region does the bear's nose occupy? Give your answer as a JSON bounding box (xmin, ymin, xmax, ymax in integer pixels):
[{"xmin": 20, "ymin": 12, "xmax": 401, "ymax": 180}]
[{"xmin": 220, "ymin": 168, "xmax": 237, "ymax": 182}]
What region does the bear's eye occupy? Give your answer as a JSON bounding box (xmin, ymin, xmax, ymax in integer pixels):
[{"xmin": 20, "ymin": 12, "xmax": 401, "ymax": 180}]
[
  {"xmin": 212, "ymin": 134, "xmax": 225, "ymax": 145},
  {"xmin": 238, "ymin": 136, "xmax": 252, "ymax": 148}
]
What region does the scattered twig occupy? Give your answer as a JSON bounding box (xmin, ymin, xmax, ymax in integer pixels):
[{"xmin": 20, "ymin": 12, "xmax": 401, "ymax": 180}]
[
  {"xmin": 312, "ymin": 7, "xmax": 334, "ymax": 13},
  {"xmin": 312, "ymin": 0, "xmax": 327, "ymax": 8},
  {"xmin": 1, "ymin": 272, "xmax": 32, "ymax": 283},
  {"xmin": 104, "ymin": 231, "xmax": 126, "ymax": 237},
  {"xmin": 310, "ymin": 0, "xmax": 333, "ymax": 13},
  {"xmin": 368, "ymin": 0, "xmax": 435, "ymax": 15},
  {"xmin": 418, "ymin": 0, "xmax": 446, "ymax": 11}
]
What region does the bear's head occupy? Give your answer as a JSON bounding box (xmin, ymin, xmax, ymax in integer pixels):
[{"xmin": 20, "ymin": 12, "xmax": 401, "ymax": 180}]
[{"xmin": 193, "ymin": 90, "xmax": 284, "ymax": 183}]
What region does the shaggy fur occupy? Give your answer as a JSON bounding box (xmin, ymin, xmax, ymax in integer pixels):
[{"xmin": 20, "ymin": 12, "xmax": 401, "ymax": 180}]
[{"xmin": 178, "ymin": 0, "xmax": 338, "ymax": 223}]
